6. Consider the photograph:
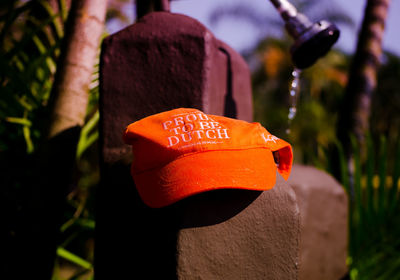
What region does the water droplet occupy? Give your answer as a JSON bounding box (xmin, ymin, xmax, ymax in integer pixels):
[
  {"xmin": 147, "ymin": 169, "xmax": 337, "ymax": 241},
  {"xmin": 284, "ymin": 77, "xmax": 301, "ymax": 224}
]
[
  {"xmin": 292, "ymin": 69, "xmax": 300, "ymax": 77},
  {"xmin": 287, "ymin": 68, "xmax": 302, "ymax": 135},
  {"xmin": 288, "ymin": 107, "xmax": 297, "ymax": 120}
]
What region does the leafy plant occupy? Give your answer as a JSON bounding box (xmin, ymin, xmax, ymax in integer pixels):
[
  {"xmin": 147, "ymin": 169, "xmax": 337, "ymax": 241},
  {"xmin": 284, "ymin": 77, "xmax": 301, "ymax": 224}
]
[
  {"xmin": 1, "ymin": 1, "xmax": 99, "ymax": 278},
  {"xmin": 0, "ymin": 0, "xmax": 66, "ymax": 154},
  {"xmin": 336, "ymin": 135, "xmax": 400, "ymax": 280}
]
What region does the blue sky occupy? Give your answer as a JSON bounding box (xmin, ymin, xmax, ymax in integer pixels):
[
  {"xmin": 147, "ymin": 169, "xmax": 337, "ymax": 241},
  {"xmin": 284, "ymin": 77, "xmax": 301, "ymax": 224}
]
[
  {"xmin": 107, "ymin": 0, "xmax": 400, "ymax": 57},
  {"xmin": 169, "ymin": 0, "xmax": 400, "ymax": 56}
]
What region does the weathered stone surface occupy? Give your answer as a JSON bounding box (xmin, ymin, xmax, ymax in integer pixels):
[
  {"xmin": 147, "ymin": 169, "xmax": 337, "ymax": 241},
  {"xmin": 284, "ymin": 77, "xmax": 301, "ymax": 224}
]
[
  {"xmin": 97, "ymin": 10, "xmax": 299, "ymax": 279},
  {"xmin": 99, "ymin": 11, "xmax": 252, "ymax": 165},
  {"xmin": 215, "ymin": 40, "xmax": 253, "ymax": 122},
  {"xmin": 288, "ymin": 164, "xmax": 348, "ymax": 280},
  {"xmin": 176, "ymin": 175, "xmax": 300, "ymax": 280}
]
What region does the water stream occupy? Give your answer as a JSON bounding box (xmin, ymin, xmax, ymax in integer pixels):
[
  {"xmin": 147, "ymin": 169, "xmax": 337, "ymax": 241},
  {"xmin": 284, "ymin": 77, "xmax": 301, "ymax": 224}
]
[{"xmin": 286, "ymin": 68, "xmax": 302, "ymax": 135}]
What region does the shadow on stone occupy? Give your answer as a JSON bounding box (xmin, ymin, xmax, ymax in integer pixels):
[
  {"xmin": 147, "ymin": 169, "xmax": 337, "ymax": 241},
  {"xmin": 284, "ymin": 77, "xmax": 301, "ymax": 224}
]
[{"xmin": 175, "ymin": 189, "xmax": 261, "ymax": 228}]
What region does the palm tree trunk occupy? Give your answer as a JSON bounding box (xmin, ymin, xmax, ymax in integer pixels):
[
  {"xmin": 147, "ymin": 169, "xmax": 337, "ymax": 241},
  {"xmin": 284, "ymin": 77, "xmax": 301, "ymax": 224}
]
[
  {"xmin": 47, "ymin": 0, "xmax": 107, "ymax": 138},
  {"xmin": 337, "ymin": 0, "xmax": 391, "ymax": 154},
  {"xmin": 14, "ymin": 1, "xmax": 107, "ymax": 278}
]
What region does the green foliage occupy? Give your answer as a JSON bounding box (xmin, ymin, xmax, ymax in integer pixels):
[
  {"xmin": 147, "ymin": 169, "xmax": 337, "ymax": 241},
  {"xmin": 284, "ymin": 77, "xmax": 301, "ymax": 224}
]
[
  {"xmin": 0, "ymin": 0, "xmax": 63, "ymax": 154},
  {"xmin": 250, "ymin": 36, "xmax": 400, "ymax": 279},
  {"xmin": 1, "ymin": 1, "xmax": 99, "ymax": 278},
  {"xmin": 57, "ymin": 247, "xmax": 92, "ymax": 270},
  {"xmin": 336, "ymin": 135, "xmax": 400, "ymax": 280}
]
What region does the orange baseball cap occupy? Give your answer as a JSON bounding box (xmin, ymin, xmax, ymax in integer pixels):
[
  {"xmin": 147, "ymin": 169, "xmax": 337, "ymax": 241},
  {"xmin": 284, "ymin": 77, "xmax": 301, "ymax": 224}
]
[{"xmin": 123, "ymin": 108, "xmax": 293, "ymax": 208}]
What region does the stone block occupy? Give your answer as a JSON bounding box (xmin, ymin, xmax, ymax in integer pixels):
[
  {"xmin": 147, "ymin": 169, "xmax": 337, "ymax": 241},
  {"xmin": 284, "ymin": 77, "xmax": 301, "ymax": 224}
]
[
  {"xmin": 288, "ymin": 164, "xmax": 348, "ymax": 280},
  {"xmin": 176, "ymin": 175, "xmax": 300, "ymax": 280}
]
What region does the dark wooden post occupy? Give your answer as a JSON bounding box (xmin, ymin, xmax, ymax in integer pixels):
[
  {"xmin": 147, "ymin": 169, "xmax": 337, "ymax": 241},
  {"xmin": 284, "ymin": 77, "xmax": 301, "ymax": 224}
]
[{"xmin": 96, "ymin": 9, "xmax": 300, "ymax": 279}]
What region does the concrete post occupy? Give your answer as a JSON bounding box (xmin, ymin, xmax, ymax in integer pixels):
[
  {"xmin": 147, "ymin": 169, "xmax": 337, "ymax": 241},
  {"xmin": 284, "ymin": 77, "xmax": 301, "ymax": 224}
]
[
  {"xmin": 288, "ymin": 164, "xmax": 348, "ymax": 280},
  {"xmin": 97, "ymin": 11, "xmax": 300, "ymax": 279}
]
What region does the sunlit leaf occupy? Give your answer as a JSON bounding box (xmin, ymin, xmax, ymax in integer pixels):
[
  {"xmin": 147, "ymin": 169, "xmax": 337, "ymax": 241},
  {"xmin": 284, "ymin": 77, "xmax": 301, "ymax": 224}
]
[
  {"xmin": 56, "ymin": 247, "xmax": 92, "ymax": 270},
  {"xmin": 22, "ymin": 125, "xmax": 34, "ymax": 153},
  {"xmin": 5, "ymin": 116, "xmax": 32, "ymax": 126},
  {"xmin": 76, "ymin": 110, "xmax": 99, "ymax": 160}
]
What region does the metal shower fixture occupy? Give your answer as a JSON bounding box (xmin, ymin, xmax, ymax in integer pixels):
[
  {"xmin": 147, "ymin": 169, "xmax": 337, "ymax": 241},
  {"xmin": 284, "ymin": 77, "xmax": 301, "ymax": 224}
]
[{"xmin": 269, "ymin": 0, "xmax": 340, "ymax": 69}]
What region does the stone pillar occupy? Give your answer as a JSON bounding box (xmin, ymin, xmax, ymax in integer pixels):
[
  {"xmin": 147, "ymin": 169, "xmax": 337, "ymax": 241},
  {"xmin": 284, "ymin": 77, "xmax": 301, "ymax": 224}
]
[
  {"xmin": 97, "ymin": 11, "xmax": 300, "ymax": 279},
  {"xmin": 288, "ymin": 164, "xmax": 348, "ymax": 280},
  {"xmin": 176, "ymin": 176, "xmax": 300, "ymax": 280}
]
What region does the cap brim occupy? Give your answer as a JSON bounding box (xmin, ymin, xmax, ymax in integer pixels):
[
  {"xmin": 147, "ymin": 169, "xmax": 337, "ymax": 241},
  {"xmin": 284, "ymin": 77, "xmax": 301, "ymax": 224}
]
[{"xmin": 132, "ymin": 148, "xmax": 278, "ymax": 208}]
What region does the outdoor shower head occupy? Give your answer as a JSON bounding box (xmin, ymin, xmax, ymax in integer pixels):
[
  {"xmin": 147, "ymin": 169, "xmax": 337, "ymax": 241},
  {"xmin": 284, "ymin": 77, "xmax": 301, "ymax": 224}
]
[{"xmin": 269, "ymin": 0, "xmax": 340, "ymax": 69}]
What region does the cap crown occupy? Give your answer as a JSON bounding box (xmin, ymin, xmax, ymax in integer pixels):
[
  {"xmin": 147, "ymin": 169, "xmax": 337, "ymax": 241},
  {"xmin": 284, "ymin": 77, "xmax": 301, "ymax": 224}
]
[{"xmin": 124, "ymin": 108, "xmax": 292, "ymax": 179}]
